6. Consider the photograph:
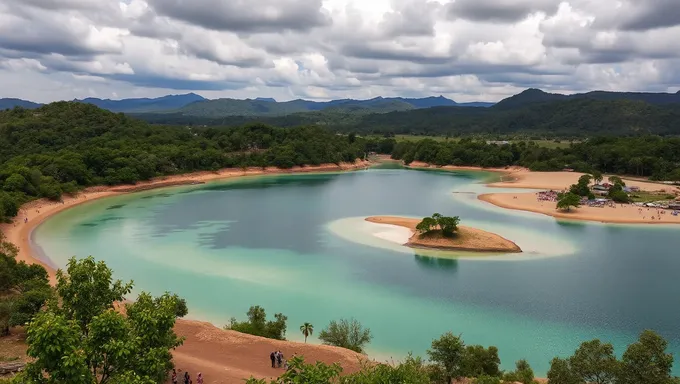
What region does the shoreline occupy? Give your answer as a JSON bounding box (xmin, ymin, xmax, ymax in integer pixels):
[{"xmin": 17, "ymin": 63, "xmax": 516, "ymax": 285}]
[
  {"xmin": 401, "ymin": 160, "xmax": 680, "ymax": 225},
  {"xmin": 1, "ymin": 160, "xmax": 371, "ymax": 284},
  {"xmin": 365, "ymin": 216, "xmax": 522, "ymax": 253}
]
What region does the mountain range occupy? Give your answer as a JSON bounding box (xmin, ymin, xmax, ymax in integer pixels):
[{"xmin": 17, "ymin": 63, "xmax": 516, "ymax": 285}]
[{"xmin": 0, "ymin": 93, "xmax": 492, "ymax": 115}]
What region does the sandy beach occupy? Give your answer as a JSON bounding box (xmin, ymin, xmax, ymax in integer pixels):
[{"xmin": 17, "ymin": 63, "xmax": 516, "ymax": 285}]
[
  {"xmin": 404, "ymin": 161, "xmax": 680, "ymax": 225},
  {"xmin": 365, "ymin": 216, "xmax": 522, "ymax": 253}
]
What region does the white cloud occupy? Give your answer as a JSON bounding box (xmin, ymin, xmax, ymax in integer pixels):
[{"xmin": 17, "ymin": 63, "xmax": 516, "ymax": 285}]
[{"xmin": 0, "ymin": 0, "xmax": 679, "ymax": 103}]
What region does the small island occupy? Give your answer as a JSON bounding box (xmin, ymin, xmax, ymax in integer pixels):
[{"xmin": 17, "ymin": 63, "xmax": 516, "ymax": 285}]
[{"xmin": 366, "ymin": 214, "xmax": 522, "ymax": 253}]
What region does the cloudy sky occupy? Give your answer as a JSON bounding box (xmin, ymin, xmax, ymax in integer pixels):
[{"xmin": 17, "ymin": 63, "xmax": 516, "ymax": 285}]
[{"xmin": 1, "ymin": 0, "xmax": 679, "ymax": 103}]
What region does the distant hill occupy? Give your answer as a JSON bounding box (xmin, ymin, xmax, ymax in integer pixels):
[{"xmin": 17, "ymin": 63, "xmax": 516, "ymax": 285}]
[
  {"xmin": 0, "ymin": 98, "xmax": 42, "ymax": 110},
  {"xmin": 137, "ymin": 97, "xmax": 680, "ymax": 137},
  {"xmin": 77, "ymin": 93, "xmax": 206, "ymax": 113},
  {"xmin": 174, "ymin": 96, "xmax": 418, "ymax": 117},
  {"xmin": 494, "ymin": 88, "xmax": 680, "ymax": 109}
]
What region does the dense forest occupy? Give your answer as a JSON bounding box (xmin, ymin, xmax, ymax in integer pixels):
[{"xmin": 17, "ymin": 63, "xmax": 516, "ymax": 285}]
[
  {"xmin": 134, "ymin": 98, "xmax": 680, "ymax": 137},
  {"xmin": 0, "ymin": 102, "xmax": 371, "ymax": 222},
  {"xmin": 391, "ymin": 136, "xmax": 680, "ymax": 181},
  {"xmin": 2, "ymin": 102, "xmax": 680, "ymax": 223}
]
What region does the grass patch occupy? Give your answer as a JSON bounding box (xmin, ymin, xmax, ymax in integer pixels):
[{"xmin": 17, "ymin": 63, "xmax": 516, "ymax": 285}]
[{"xmin": 630, "ymin": 192, "xmax": 676, "ymax": 203}]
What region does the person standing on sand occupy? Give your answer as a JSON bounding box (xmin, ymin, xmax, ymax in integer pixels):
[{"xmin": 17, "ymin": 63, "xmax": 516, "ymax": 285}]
[
  {"xmin": 171, "ymin": 369, "xmax": 178, "ymax": 384},
  {"xmin": 270, "ymin": 351, "xmax": 276, "ymax": 368},
  {"xmin": 184, "ymin": 371, "xmax": 190, "ymax": 384},
  {"xmin": 196, "ymin": 373, "xmax": 203, "ymax": 384},
  {"xmin": 277, "ymin": 350, "xmax": 283, "ymax": 368}
]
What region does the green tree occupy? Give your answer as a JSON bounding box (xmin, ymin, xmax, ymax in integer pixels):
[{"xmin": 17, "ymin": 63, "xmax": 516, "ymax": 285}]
[
  {"xmin": 608, "ymin": 176, "xmax": 625, "ymax": 187},
  {"xmin": 427, "ymin": 332, "xmax": 465, "ymax": 383},
  {"xmin": 557, "ymin": 192, "xmax": 581, "ymax": 212},
  {"xmin": 246, "ymin": 355, "xmax": 343, "ymax": 384},
  {"xmin": 56, "ymin": 256, "xmax": 134, "ymax": 334},
  {"xmin": 416, "ymin": 217, "xmax": 437, "ymax": 234},
  {"xmin": 503, "ymin": 359, "xmax": 536, "ymax": 384},
  {"xmin": 569, "ymin": 339, "xmax": 618, "ymax": 384},
  {"xmin": 547, "ymin": 357, "xmax": 580, "ymax": 384},
  {"xmin": 14, "ymin": 257, "xmax": 186, "ymax": 384},
  {"xmin": 618, "ymin": 330, "xmax": 675, "ymax": 384},
  {"xmin": 301, "ymin": 322, "xmax": 314, "ymax": 343},
  {"xmin": 226, "ymin": 305, "xmax": 288, "ymax": 340},
  {"xmin": 437, "ymin": 216, "xmax": 460, "ymax": 237},
  {"xmin": 342, "ymin": 354, "xmax": 431, "ymax": 384},
  {"xmin": 473, "ymin": 375, "xmax": 502, "ymax": 384},
  {"xmin": 461, "ymin": 345, "xmax": 500, "ymax": 378},
  {"xmin": 318, "ymin": 318, "xmax": 372, "ymax": 353},
  {"xmin": 592, "ymin": 171, "xmax": 603, "ymax": 185}
]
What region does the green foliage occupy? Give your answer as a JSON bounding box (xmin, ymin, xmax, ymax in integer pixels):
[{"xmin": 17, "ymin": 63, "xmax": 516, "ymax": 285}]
[
  {"xmin": 609, "ymin": 189, "xmax": 629, "ymax": 203},
  {"xmin": 245, "ymin": 355, "xmax": 343, "ymax": 384},
  {"xmin": 608, "ymin": 176, "xmax": 625, "ymax": 187},
  {"xmin": 556, "ymin": 192, "xmax": 581, "ymax": 212},
  {"xmin": 591, "ymin": 171, "xmax": 603, "ymax": 185},
  {"xmin": 0, "ymin": 233, "xmax": 52, "ymax": 335},
  {"xmin": 618, "ymin": 330, "xmax": 676, "ymax": 384},
  {"xmin": 318, "ymin": 318, "xmax": 372, "ymax": 353},
  {"xmin": 300, "ymin": 322, "xmax": 314, "ymax": 343},
  {"xmin": 461, "ymin": 345, "xmax": 501, "ymax": 378},
  {"xmin": 0, "ymin": 103, "xmax": 369, "ymax": 222},
  {"xmin": 226, "ymin": 305, "xmax": 288, "ymax": 340},
  {"xmin": 547, "ymin": 357, "xmax": 580, "ymax": 384},
  {"xmin": 569, "ymin": 339, "xmax": 618, "ymax": 384},
  {"xmin": 56, "ymin": 256, "xmax": 134, "ymax": 334},
  {"xmin": 503, "ymin": 359, "xmax": 536, "ymax": 384},
  {"xmin": 342, "ymin": 354, "xmax": 431, "ymax": 384},
  {"xmin": 427, "ymin": 332, "xmax": 466, "ymax": 383},
  {"xmin": 15, "ymin": 257, "xmax": 186, "ymax": 384},
  {"xmin": 416, "ymin": 217, "xmax": 438, "ymax": 234},
  {"xmin": 473, "ymin": 375, "xmax": 502, "ymax": 384},
  {"xmin": 417, "ymin": 213, "xmax": 460, "ymax": 237}
]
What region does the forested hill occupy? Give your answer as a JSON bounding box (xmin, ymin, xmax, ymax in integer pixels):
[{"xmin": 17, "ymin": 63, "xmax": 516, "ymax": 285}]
[
  {"xmin": 0, "ymin": 102, "xmax": 370, "ymax": 221},
  {"xmin": 135, "ymin": 98, "xmax": 680, "ymax": 136}
]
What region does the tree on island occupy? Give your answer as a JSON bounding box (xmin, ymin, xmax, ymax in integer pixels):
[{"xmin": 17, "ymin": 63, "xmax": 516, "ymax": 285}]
[
  {"xmin": 226, "ymin": 305, "xmax": 288, "ymax": 340},
  {"xmin": 300, "ymin": 322, "xmax": 314, "ymax": 343},
  {"xmin": 416, "ymin": 213, "xmax": 461, "ymax": 237},
  {"xmin": 569, "ymin": 174, "xmax": 595, "ymax": 199},
  {"xmin": 557, "ymin": 192, "xmax": 581, "ymax": 212}
]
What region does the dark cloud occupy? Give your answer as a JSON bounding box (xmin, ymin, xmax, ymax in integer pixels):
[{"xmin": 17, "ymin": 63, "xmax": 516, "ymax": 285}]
[
  {"xmin": 448, "ymin": 0, "xmax": 560, "ymax": 22},
  {"xmin": 617, "ymin": 0, "xmax": 680, "ymax": 31},
  {"xmin": 340, "ymin": 43, "xmax": 452, "ymax": 64},
  {"xmin": 146, "ymin": 0, "xmax": 330, "ymax": 33},
  {"xmin": 110, "ymin": 73, "xmax": 249, "ymax": 91}
]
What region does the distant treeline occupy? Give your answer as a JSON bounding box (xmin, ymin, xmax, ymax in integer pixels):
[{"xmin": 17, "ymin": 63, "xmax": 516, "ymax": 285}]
[
  {"xmin": 2, "ymin": 102, "xmax": 680, "ymax": 223},
  {"xmin": 133, "ymin": 98, "xmax": 680, "ymax": 137},
  {"xmin": 391, "ymin": 136, "xmax": 680, "ymax": 181}
]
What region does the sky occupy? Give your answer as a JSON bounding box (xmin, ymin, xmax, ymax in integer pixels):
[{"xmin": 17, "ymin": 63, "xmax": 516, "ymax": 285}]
[{"xmin": 1, "ymin": 0, "xmax": 679, "ymax": 103}]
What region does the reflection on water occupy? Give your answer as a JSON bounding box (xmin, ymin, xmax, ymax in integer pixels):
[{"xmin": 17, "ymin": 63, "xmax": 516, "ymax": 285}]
[{"xmin": 414, "ymin": 254, "xmax": 459, "ymax": 272}]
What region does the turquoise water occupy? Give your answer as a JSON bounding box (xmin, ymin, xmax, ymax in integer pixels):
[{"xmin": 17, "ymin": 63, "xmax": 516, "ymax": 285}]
[{"xmin": 34, "ymin": 166, "xmax": 680, "ymax": 375}]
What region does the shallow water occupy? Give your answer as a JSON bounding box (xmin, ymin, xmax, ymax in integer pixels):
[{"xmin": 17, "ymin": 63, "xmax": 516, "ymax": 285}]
[{"xmin": 34, "ymin": 165, "xmax": 680, "ymax": 375}]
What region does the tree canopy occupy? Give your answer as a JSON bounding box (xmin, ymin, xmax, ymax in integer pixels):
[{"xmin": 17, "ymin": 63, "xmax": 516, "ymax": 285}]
[
  {"xmin": 416, "ymin": 213, "xmax": 461, "ymax": 237},
  {"xmin": 225, "ymin": 305, "xmax": 288, "ymax": 340},
  {"xmin": 14, "ymin": 256, "xmax": 186, "ymax": 384},
  {"xmin": 317, "ymin": 318, "xmax": 372, "ymax": 353}
]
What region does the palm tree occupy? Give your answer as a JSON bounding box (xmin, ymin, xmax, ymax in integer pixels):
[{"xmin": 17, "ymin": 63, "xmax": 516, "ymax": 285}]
[{"xmin": 300, "ymin": 322, "xmax": 314, "ymax": 343}]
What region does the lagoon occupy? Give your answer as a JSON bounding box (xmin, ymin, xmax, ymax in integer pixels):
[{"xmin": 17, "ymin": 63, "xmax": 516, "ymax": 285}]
[{"xmin": 33, "ymin": 165, "xmax": 680, "ymax": 375}]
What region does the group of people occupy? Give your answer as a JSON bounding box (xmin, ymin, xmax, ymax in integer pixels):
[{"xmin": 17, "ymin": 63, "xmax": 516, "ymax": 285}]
[
  {"xmin": 269, "ymin": 350, "xmax": 287, "ymax": 369},
  {"xmin": 171, "ymin": 368, "xmax": 203, "ymax": 384}
]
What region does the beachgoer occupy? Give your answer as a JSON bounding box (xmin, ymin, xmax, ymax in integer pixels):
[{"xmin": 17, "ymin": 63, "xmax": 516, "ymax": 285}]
[
  {"xmin": 196, "ymin": 373, "xmax": 203, "ymax": 384},
  {"xmin": 270, "ymin": 351, "xmax": 276, "ymax": 368},
  {"xmin": 184, "ymin": 372, "xmax": 190, "ymax": 384},
  {"xmin": 277, "ymin": 350, "xmax": 283, "ymax": 368},
  {"xmin": 172, "ymin": 369, "xmax": 178, "ymax": 384}
]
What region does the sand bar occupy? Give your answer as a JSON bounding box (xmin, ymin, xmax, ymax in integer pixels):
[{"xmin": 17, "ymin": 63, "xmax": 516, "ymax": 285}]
[{"xmin": 365, "ymin": 216, "xmax": 522, "ymax": 253}]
